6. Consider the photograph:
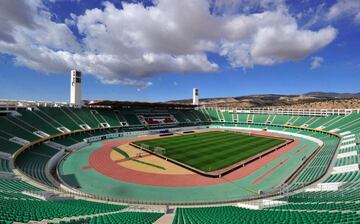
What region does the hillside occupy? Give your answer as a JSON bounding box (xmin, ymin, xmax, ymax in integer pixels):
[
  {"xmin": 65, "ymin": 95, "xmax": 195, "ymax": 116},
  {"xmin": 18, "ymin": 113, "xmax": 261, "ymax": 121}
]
[{"xmin": 167, "ymin": 92, "xmax": 360, "ymax": 109}]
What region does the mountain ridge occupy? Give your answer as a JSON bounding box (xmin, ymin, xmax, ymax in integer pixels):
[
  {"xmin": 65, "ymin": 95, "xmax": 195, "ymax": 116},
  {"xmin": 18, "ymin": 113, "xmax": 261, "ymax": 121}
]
[{"xmin": 167, "ymin": 92, "xmax": 360, "ymax": 108}]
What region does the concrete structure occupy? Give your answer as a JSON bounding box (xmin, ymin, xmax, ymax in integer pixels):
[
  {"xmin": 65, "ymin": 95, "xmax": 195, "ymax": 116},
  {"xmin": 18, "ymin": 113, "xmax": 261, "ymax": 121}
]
[
  {"xmin": 70, "ymin": 70, "xmax": 82, "ymax": 107},
  {"xmin": 193, "ymin": 88, "xmax": 199, "ymax": 105}
]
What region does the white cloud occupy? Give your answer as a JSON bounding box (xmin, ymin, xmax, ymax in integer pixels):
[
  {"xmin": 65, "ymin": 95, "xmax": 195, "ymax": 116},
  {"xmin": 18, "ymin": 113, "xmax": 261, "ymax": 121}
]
[
  {"xmin": 327, "ymin": 0, "xmax": 360, "ymax": 23},
  {"xmin": 0, "ymin": 0, "xmax": 337, "ymax": 88},
  {"xmin": 173, "ymin": 81, "xmax": 178, "ymax": 86},
  {"xmin": 220, "ymin": 9, "xmax": 337, "ymax": 67},
  {"xmin": 310, "ymin": 56, "xmax": 324, "ymax": 70},
  {"xmin": 0, "ymin": 0, "xmax": 38, "ymax": 43}
]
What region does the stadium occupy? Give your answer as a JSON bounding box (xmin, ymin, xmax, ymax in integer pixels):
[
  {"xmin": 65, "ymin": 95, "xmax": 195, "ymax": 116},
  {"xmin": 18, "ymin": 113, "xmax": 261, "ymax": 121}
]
[
  {"xmin": 1, "ymin": 83, "xmax": 360, "ymax": 224},
  {"xmin": 1, "ymin": 0, "xmax": 360, "ymax": 223}
]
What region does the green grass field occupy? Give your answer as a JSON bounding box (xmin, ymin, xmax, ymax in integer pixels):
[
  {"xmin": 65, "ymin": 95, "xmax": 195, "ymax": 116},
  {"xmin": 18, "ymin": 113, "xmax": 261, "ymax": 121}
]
[{"xmin": 133, "ymin": 131, "xmax": 286, "ymax": 172}]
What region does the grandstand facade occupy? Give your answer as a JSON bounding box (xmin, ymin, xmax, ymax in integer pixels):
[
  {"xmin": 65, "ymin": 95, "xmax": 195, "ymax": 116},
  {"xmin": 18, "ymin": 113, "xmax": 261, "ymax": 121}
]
[{"xmin": 1, "ymin": 100, "xmax": 360, "ymax": 223}]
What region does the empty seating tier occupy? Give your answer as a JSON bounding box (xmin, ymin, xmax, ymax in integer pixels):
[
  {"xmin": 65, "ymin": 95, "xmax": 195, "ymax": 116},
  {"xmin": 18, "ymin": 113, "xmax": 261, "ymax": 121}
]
[
  {"xmin": 0, "ymin": 159, "xmax": 11, "ymax": 173},
  {"xmin": 16, "ymin": 144, "xmax": 59, "ymax": 186},
  {"xmin": 0, "ymin": 196, "xmax": 126, "ymax": 223},
  {"xmin": 61, "ymin": 211, "xmax": 164, "ymax": 224},
  {"xmin": 173, "ymin": 206, "xmax": 360, "ymax": 224},
  {"xmin": 1, "ymin": 106, "xmax": 360, "ymax": 223}
]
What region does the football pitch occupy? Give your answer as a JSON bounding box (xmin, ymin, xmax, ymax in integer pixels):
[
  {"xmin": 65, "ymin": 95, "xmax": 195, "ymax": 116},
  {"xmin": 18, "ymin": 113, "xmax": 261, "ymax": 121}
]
[{"xmin": 133, "ymin": 131, "xmax": 286, "ymax": 172}]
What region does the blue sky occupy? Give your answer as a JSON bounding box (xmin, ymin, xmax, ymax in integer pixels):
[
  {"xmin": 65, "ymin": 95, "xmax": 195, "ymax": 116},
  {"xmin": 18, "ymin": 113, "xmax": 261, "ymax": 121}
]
[{"xmin": 0, "ymin": 0, "xmax": 359, "ymax": 102}]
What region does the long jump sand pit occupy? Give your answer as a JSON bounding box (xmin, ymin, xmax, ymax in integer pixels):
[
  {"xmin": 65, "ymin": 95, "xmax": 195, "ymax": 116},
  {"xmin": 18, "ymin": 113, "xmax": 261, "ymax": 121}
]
[
  {"xmin": 85, "ymin": 129, "xmax": 303, "ymax": 187},
  {"xmin": 110, "ymin": 143, "xmax": 192, "ymax": 175}
]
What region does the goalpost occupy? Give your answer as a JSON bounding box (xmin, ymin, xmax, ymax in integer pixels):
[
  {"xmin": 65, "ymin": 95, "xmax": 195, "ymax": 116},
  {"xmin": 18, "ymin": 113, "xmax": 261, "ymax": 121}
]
[
  {"xmin": 139, "ymin": 144, "xmax": 166, "ymax": 157},
  {"xmin": 154, "ymin": 146, "xmax": 166, "ymax": 156}
]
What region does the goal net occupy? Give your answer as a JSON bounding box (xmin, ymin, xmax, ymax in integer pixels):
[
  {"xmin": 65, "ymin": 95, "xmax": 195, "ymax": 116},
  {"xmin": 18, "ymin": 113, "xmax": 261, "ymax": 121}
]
[{"xmin": 154, "ymin": 147, "xmax": 166, "ymax": 155}]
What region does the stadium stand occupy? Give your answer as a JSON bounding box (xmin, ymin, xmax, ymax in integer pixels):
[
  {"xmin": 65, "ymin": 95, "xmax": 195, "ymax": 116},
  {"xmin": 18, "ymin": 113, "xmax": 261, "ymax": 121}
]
[
  {"xmin": 204, "ymin": 108, "xmax": 220, "ymax": 121},
  {"xmin": 15, "ymin": 108, "xmax": 61, "ymax": 135},
  {"xmin": 0, "ymin": 116, "xmax": 39, "ymax": 141},
  {"xmin": 122, "ymin": 110, "xmax": 142, "ymax": 125},
  {"xmin": 39, "ymin": 107, "xmax": 80, "ymax": 131},
  {"xmin": 173, "ymin": 206, "xmax": 360, "ymax": 224},
  {"xmin": 2, "ymin": 103, "xmax": 360, "ymax": 223},
  {"xmin": 0, "ymin": 137, "xmax": 21, "ymax": 154},
  {"xmin": 0, "ymin": 176, "xmax": 128, "ymax": 223},
  {"xmin": 288, "ymin": 136, "xmax": 339, "ymax": 191},
  {"xmin": 0, "ymin": 197, "xmax": 126, "ymax": 223},
  {"xmin": 93, "ymin": 108, "xmax": 122, "ymax": 126},
  {"xmin": 325, "ymin": 171, "xmax": 360, "ymax": 182},
  {"xmin": 60, "ymin": 211, "xmax": 164, "ymax": 224},
  {"xmin": 16, "ymin": 144, "xmax": 59, "ymax": 186},
  {"xmin": 0, "ymin": 158, "xmax": 12, "ymax": 173}
]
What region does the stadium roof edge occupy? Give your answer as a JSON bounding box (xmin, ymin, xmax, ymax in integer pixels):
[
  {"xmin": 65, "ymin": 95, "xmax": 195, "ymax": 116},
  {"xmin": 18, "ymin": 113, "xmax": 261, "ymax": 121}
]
[{"xmin": 86, "ymin": 100, "xmax": 197, "ymax": 109}]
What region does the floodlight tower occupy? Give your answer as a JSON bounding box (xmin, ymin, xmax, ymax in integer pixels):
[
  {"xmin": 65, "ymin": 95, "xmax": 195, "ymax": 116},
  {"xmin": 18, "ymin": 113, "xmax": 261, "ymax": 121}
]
[
  {"xmin": 70, "ymin": 70, "xmax": 82, "ymax": 107},
  {"xmin": 193, "ymin": 88, "xmax": 199, "ymax": 105}
]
